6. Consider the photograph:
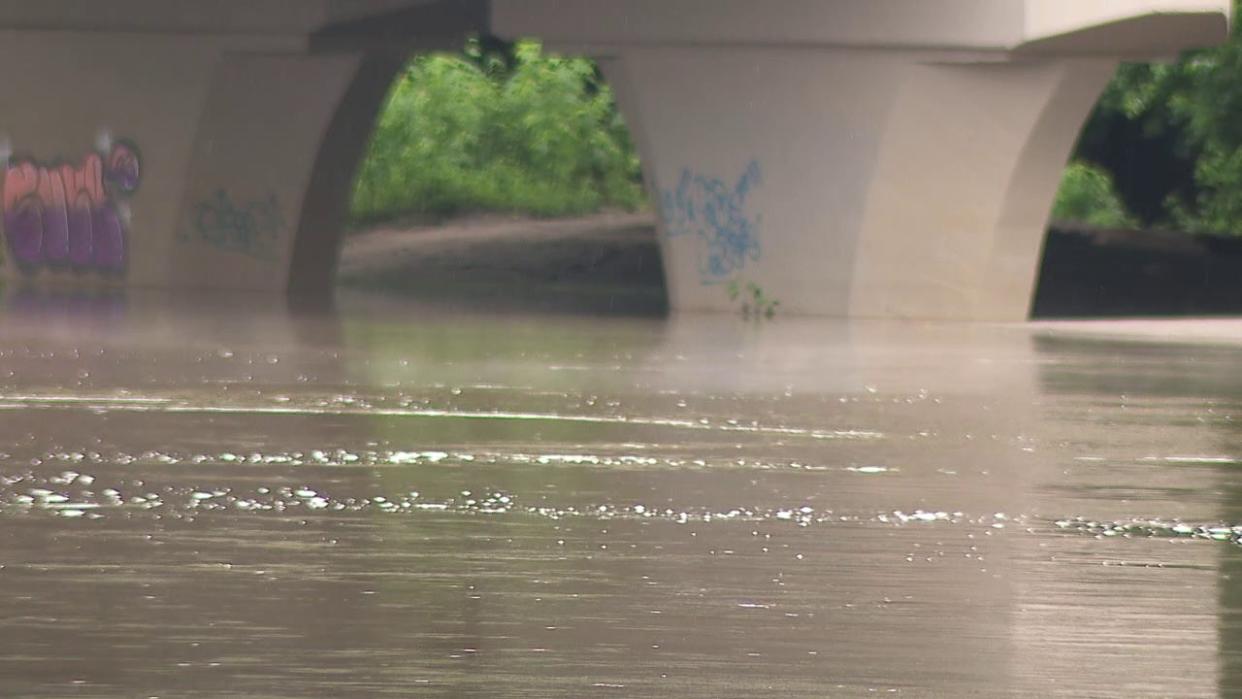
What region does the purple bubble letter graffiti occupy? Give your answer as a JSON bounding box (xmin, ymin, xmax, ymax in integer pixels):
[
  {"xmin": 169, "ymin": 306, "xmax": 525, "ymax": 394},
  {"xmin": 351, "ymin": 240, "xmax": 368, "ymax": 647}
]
[{"xmin": 3, "ymin": 140, "xmax": 141, "ymax": 274}]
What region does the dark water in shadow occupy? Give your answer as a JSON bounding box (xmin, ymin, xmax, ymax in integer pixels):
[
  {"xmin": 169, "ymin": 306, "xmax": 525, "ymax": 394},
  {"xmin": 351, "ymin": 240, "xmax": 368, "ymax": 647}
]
[{"xmin": 1, "ymin": 289, "xmax": 1241, "ymax": 696}]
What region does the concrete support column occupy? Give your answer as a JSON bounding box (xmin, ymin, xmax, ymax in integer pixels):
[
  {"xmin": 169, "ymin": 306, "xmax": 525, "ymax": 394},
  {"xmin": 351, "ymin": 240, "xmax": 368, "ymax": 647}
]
[
  {"xmin": 603, "ymin": 48, "xmax": 1115, "ymax": 320},
  {"xmin": 0, "ymin": 33, "xmax": 223, "ymax": 290},
  {"xmin": 170, "ymin": 51, "xmax": 386, "ymax": 292},
  {"xmin": 850, "ymin": 58, "xmax": 1118, "ymax": 320},
  {"xmin": 0, "ymin": 34, "xmax": 401, "ymax": 296},
  {"xmin": 499, "ymin": 0, "xmax": 1227, "ymax": 319},
  {"xmin": 288, "ymin": 54, "xmax": 404, "ymax": 297}
]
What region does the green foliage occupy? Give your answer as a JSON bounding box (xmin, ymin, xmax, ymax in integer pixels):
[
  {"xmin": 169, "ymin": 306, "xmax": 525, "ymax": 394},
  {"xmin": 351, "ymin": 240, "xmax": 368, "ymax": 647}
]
[
  {"xmin": 1173, "ymin": 147, "xmax": 1242, "ymax": 233},
  {"xmin": 1075, "ymin": 0, "xmax": 1242, "ymax": 234},
  {"xmin": 726, "ymin": 279, "xmax": 780, "ymax": 320},
  {"xmin": 350, "ymin": 40, "xmax": 644, "ymax": 223},
  {"xmin": 1051, "ymin": 162, "xmax": 1136, "ymax": 228}
]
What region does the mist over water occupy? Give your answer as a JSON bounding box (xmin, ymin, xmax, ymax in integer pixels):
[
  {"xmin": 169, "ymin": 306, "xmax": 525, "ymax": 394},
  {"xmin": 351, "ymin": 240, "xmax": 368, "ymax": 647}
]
[{"xmin": 1, "ymin": 289, "xmax": 1239, "ymax": 697}]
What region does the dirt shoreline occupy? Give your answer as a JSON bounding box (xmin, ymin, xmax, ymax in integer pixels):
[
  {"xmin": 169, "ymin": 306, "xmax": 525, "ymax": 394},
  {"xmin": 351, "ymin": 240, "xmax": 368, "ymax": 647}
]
[
  {"xmin": 340, "ymin": 213, "xmax": 1242, "ymax": 318},
  {"xmin": 338, "ymin": 211, "xmax": 667, "ymax": 315}
]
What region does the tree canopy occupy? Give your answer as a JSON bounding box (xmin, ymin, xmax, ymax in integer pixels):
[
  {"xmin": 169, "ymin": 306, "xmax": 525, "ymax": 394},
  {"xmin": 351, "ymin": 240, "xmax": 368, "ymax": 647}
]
[{"xmin": 1069, "ymin": 1, "xmax": 1242, "ymax": 234}]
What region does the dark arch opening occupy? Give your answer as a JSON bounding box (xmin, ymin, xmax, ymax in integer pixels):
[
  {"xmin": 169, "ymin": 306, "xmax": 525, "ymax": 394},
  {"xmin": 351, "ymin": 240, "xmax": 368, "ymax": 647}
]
[
  {"xmin": 300, "ymin": 24, "xmax": 666, "ymax": 317},
  {"xmin": 1031, "ymin": 57, "xmax": 1242, "ymax": 319}
]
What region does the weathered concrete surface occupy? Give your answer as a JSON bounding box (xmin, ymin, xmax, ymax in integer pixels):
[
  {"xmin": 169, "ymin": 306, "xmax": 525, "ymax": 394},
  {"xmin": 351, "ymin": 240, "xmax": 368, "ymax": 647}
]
[
  {"xmin": 498, "ymin": 0, "xmax": 1231, "ymax": 319},
  {"xmin": 0, "ymin": 0, "xmax": 477, "ymax": 294},
  {"xmin": 0, "ymin": 0, "xmax": 1230, "ymax": 321}
]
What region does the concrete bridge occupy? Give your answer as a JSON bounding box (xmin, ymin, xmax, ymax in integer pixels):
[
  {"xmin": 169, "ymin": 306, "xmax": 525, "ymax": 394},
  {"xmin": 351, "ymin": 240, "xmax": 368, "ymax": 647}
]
[{"xmin": 0, "ymin": 1, "xmax": 1229, "ymax": 319}]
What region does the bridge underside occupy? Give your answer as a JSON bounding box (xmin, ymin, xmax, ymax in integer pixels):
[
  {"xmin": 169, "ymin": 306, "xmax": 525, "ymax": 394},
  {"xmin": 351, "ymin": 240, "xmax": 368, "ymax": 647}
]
[{"xmin": 0, "ymin": 0, "xmax": 1229, "ymax": 320}]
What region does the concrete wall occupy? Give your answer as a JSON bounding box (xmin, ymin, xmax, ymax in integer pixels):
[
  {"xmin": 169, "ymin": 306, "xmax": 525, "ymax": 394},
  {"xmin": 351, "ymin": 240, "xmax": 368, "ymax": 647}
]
[
  {"xmin": 598, "ymin": 48, "xmax": 1117, "ymax": 319},
  {"xmin": 501, "ymin": 0, "xmax": 1232, "ymax": 319},
  {"xmin": 0, "ymin": 0, "xmax": 1230, "ymax": 319},
  {"xmin": 1025, "ymin": 1, "xmax": 1230, "ymax": 47},
  {"xmin": 0, "ymin": 0, "xmax": 441, "ymax": 34},
  {"xmin": 0, "ymin": 0, "xmax": 471, "ymax": 296},
  {"xmin": 495, "ymin": 1, "xmax": 1026, "ymax": 51},
  {"xmin": 0, "ymin": 32, "xmax": 373, "ymax": 293},
  {"xmin": 602, "ymin": 49, "xmax": 907, "ymax": 317},
  {"xmin": 849, "ymin": 59, "xmax": 1118, "ymax": 319},
  {"xmin": 0, "ymin": 32, "xmax": 231, "ymax": 290},
  {"xmin": 495, "ymin": 0, "xmax": 1231, "ymax": 55},
  {"xmin": 170, "ymin": 52, "xmax": 365, "ymax": 291}
]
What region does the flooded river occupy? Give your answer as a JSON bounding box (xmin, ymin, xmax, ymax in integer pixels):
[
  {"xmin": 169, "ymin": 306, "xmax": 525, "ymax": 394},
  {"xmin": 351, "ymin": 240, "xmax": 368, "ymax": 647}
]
[{"xmin": 3, "ymin": 289, "xmax": 1242, "ymax": 697}]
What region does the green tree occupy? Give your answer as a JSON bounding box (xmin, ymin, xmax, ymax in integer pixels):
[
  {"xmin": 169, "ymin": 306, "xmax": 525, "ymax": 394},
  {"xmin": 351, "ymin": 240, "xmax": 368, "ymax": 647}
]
[
  {"xmin": 1052, "ymin": 162, "xmax": 1136, "ymax": 228},
  {"xmin": 350, "ymin": 39, "xmax": 643, "ymax": 223},
  {"xmin": 1075, "ymin": 1, "xmax": 1242, "ymax": 234}
]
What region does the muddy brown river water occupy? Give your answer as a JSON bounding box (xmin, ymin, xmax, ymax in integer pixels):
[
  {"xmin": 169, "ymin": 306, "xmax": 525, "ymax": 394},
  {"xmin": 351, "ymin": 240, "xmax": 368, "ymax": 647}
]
[{"xmin": 3, "ymin": 290, "xmax": 1242, "ymax": 697}]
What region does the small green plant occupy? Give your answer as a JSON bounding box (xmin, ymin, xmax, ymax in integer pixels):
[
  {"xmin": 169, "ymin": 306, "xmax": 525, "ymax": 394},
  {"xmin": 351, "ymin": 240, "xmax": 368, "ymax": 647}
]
[{"xmin": 726, "ymin": 279, "xmax": 780, "ymax": 319}]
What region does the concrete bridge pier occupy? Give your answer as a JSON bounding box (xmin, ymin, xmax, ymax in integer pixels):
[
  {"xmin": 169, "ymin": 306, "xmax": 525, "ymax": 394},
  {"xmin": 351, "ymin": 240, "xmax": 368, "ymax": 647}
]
[
  {"xmin": 599, "ymin": 50, "xmax": 1116, "ymax": 319},
  {"xmin": 499, "ymin": 0, "xmax": 1231, "ymax": 320},
  {"xmin": 0, "ymin": 37, "xmax": 371, "ymax": 293},
  {"xmin": 0, "ymin": 1, "xmax": 480, "ymax": 297},
  {"xmin": 0, "ymin": 1, "xmax": 1230, "ymax": 321},
  {"xmin": 174, "ymin": 50, "xmax": 402, "ymax": 295}
]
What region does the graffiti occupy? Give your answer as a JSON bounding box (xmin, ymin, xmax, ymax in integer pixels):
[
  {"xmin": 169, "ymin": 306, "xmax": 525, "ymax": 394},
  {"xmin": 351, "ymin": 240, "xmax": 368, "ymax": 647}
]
[
  {"xmin": 660, "ymin": 160, "xmax": 762, "ymax": 284},
  {"xmin": 184, "ymin": 189, "xmax": 284, "ymax": 261},
  {"xmin": 2, "ymin": 140, "xmax": 141, "ymax": 273}
]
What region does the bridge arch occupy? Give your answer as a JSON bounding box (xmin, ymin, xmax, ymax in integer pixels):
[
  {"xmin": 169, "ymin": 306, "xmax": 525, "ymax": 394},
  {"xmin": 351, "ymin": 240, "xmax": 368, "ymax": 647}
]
[{"xmin": 0, "ymin": 0, "xmax": 1227, "ymax": 320}]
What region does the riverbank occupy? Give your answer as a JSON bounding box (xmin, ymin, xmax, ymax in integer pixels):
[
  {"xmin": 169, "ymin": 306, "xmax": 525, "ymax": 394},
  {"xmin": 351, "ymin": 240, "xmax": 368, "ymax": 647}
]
[
  {"xmin": 337, "ymin": 211, "xmax": 666, "ymax": 316},
  {"xmin": 1034, "ymin": 223, "xmax": 1242, "ymax": 317},
  {"xmin": 339, "ymin": 214, "xmax": 1242, "ymax": 318}
]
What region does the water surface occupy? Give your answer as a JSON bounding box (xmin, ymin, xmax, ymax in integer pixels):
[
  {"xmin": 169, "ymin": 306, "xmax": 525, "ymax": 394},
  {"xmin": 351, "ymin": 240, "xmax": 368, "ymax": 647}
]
[{"xmin": 1, "ymin": 291, "xmax": 1240, "ymax": 697}]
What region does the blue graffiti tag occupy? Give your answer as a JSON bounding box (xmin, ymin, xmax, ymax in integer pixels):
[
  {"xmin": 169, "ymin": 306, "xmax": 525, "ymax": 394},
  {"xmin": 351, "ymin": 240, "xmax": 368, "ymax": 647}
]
[
  {"xmin": 660, "ymin": 160, "xmax": 761, "ymax": 283},
  {"xmin": 183, "ymin": 189, "xmax": 285, "ymax": 262}
]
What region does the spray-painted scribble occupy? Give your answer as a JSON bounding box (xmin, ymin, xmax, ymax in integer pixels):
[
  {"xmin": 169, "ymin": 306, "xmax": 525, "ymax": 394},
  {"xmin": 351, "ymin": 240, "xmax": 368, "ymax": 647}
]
[
  {"xmin": 185, "ymin": 190, "xmax": 284, "ymax": 261},
  {"xmin": 660, "ymin": 160, "xmax": 762, "ymax": 283},
  {"xmin": 3, "ymin": 140, "xmax": 140, "ymax": 273}
]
